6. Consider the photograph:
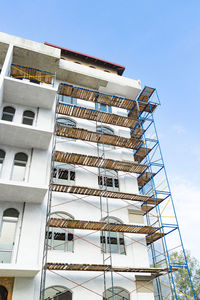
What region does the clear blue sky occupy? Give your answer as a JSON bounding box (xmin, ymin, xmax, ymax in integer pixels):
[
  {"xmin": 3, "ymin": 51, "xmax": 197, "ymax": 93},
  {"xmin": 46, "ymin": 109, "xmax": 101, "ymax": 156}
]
[{"xmin": 1, "ymin": 0, "xmax": 200, "ymax": 258}]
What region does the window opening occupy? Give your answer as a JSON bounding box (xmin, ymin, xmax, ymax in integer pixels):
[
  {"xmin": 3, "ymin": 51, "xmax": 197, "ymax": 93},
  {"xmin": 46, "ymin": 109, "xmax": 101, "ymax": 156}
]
[
  {"xmin": 95, "ymin": 102, "xmax": 112, "ymax": 113},
  {"xmin": 11, "ymin": 152, "xmax": 28, "ymax": 181},
  {"xmin": 22, "ymin": 110, "xmax": 35, "ymax": 125},
  {"xmin": 53, "ymin": 162, "xmax": 75, "ymax": 184},
  {"xmin": 0, "ymin": 208, "xmax": 19, "ymax": 263},
  {"xmin": 0, "ymin": 149, "xmax": 5, "ymax": 174},
  {"xmin": 48, "ymin": 213, "xmax": 74, "ymax": 252},
  {"xmin": 98, "ymin": 169, "xmax": 119, "ymax": 191},
  {"xmin": 101, "ymin": 217, "xmax": 125, "ymax": 255},
  {"xmin": 103, "ymin": 287, "xmax": 129, "ymax": 300},
  {"xmin": 0, "ymin": 286, "xmax": 8, "ymax": 300},
  {"xmin": 2, "ymin": 106, "xmax": 15, "ymax": 122},
  {"xmin": 58, "ymin": 95, "xmax": 77, "ymax": 105}
]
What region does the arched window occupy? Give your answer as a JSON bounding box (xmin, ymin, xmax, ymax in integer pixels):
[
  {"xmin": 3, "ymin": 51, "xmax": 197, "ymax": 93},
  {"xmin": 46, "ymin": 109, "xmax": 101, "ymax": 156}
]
[
  {"xmin": 58, "ymin": 94, "xmax": 77, "ymax": 105},
  {"xmin": 95, "ymin": 102, "xmax": 112, "ymax": 113},
  {"xmin": 0, "ymin": 149, "xmax": 5, "ymax": 174},
  {"xmin": 103, "ymin": 287, "xmax": 130, "ymax": 300},
  {"xmin": 1, "ymin": 106, "xmax": 15, "ymax": 122},
  {"xmin": 22, "ymin": 110, "xmax": 35, "ymax": 125},
  {"xmin": 53, "ymin": 163, "xmax": 75, "ymax": 184},
  {"xmin": 101, "ymin": 217, "xmax": 125, "ymax": 255},
  {"xmin": 96, "ymin": 126, "xmax": 114, "ymax": 135},
  {"xmin": 57, "ymin": 118, "xmax": 76, "ymax": 128},
  {"xmin": 98, "ymin": 169, "xmax": 119, "ymax": 191},
  {"xmin": 11, "ymin": 152, "xmax": 28, "ymax": 181},
  {"xmin": 0, "ymin": 208, "xmax": 19, "ymax": 263},
  {"xmin": 0, "ymin": 286, "xmax": 8, "ymax": 300},
  {"xmin": 48, "ymin": 212, "xmax": 74, "ymax": 252},
  {"xmin": 44, "ymin": 286, "xmax": 72, "ymax": 300}
]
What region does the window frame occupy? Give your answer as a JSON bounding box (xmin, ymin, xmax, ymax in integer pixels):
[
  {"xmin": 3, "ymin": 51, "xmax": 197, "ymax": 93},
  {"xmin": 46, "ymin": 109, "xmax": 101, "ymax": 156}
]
[
  {"xmin": 53, "ymin": 162, "xmax": 76, "ymax": 185},
  {"xmin": 0, "ymin": 149, "xmax": 5, "ymax": 176},
  {"xmin": 48, "ymin": 212, "xmax": 74, "ymax": 253},
  {"xmin": 95, "ymin": 102, "xmax": 112, "ymax": 114},
  {"xmin": 0, "ymin": 208, "xmax": 20, "ymax": 264},
  {"xmin": 100, "ymin": 217, "xmax": 126, "ymax": 255},
  {"xmin": 98, "ymin": 169, "xmax": 119, "ymax": 191},
  {"xmin": 58, "ymin": 94, "xmax": 77, "ymax": 105},
  {"xmin": 1, "ymin": 106, "xmax": 16, "ymax": 122},
  {"xmin": 22, "ymin": 110, "xmax": 35, "ymax": 126},
  {"xmin": 11, "ymin": 152, "xmax": 28, "ymax": 182}
]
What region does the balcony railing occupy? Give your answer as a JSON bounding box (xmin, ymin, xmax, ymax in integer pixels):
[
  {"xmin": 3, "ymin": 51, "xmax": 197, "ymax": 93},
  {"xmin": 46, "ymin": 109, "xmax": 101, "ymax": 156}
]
[{"xmin": 10, "ymin": 64, "xmax": 55, "ymax": 86}]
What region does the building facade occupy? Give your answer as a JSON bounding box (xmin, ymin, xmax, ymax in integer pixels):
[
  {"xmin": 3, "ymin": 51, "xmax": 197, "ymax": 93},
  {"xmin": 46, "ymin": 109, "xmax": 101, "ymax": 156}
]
[{"xmin": 0, "ymin": 32, "xmax": 196, "ymax": 300}]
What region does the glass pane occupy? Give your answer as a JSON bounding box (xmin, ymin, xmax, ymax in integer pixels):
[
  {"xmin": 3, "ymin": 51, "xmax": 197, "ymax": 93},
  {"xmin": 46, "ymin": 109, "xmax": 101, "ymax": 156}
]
[
  {"xmin": 0, "ymin": 221, "xmax": 16, "ymax": 251},
  {"xmin": 11, "ymin": 165, "xmax": 26, "ymax": 181},
  {"xmin": 23, "ymin": 111, "xmax": 34, "ymax": 118},
  {"xmin": 100, "ymin": 104, "xmax": 107, "ymax": 112},
  {"xmin": 52, "ymin": 228, "xmax": 65, "ymax": 251},
  {"xmin": 23, "ymin": 117, "xmax": 33, "ymax": 125},
  {"xmin": 0, "ymin": 251, "xmax": 12, "ymax": 263},
  {"xmin": 2, "ymin": 113, "xmax": 14, "ymax": 121}
]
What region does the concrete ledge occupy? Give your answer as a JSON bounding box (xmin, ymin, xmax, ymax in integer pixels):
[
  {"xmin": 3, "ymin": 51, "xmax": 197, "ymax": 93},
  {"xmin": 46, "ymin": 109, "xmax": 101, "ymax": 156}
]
[
  {"xmin": 0, "ymin": 264, "xmax": 40, "ymax": 277},
  {"xmin": 4, "ymin": 77, "xmax": 57, "ymax": 109},
  {"xmin": 0, "ymin": 180, "xmax": 48, "ymax": 203},
  {"xmin": 0, "ymin": 121, "xmax": 53, "ymax": 149}
]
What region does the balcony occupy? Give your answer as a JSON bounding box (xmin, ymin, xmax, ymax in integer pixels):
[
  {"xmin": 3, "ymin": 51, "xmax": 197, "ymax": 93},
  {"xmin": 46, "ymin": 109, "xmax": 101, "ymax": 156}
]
[
  {"xmin": 0, "ymin": 120, "xmax": 53, "ymax": 149},
  {"xmin": 3, "ymin": 64, "xmax": 57, "ymax": 109},
  {"xmin": 0, "ymin": 264, "xmax": 39, "ymax": 277},
  {"xmin": 0, "ymin": 180, "xmax": 47, "ymax": 203}
]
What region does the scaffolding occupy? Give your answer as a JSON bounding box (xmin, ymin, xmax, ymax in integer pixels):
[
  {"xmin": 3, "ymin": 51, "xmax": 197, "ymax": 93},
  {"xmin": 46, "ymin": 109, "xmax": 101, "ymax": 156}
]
[{"xmin": 40, "ymin": 82, "xmax": 197, "ymax": 300}]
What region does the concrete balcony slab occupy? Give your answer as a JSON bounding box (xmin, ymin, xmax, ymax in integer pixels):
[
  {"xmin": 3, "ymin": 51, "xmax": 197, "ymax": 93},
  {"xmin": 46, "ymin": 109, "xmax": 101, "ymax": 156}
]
[
  {"xmin": 0, "ymin": 180, "xmax": 47, "ymax": 203},
  {"xmin": 0, "ymin": 264, "xmax": 39, "ymax": 277},
  {"xmin": 4, "ymin": 76, "xmax": 57, "ymax": 109},
  {"xmin": 0, "ymin": 120, "xmax": 53, "ymax": 149}
]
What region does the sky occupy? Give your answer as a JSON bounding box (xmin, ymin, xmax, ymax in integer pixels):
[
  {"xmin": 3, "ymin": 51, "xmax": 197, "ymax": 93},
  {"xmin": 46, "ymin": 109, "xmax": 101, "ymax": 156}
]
[{"xmin": 1, "ymin": 0, "xmax": 200, "ymax": 259}]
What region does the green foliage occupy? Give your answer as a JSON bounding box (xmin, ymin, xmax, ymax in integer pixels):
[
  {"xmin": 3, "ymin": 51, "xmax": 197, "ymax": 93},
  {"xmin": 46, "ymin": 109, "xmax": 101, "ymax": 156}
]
[{"xmin": 170, "ymin": 250, "xmax": 200, "ymax": 299}]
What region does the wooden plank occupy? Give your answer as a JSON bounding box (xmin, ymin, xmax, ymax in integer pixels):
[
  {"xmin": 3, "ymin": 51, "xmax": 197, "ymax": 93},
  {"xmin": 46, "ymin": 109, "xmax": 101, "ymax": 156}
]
[
  {"xmin": 51, "ymin": 183, "xmax": 162, "ymax": 205},
  {"xmin": 54, "ymin": 151, "xmax": 146, "ymax": 174},
  {"xmin": 49, "ymin": 218, "xmax": 160, "ymax": 235},
  {"xmin": 59, "ymin": 84, "xmax": 158, "ymax": 114},
  {"xmin": 56, "ymin": 125, "xmax": 142, "ymax": 150},
  {"xmin": 46, "ymin": 263, "xmax": 174, "ymax": 275},
  {"xmin": 57, "ymin": 103, "xmax": 138, "ymax": 128}
]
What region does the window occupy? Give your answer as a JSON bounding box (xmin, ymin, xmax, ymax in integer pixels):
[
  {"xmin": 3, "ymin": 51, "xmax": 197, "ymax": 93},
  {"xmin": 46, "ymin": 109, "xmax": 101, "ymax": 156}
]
[
  {"xmin": 58, "ymin": 94, "xmax": 77, "ymax": 105},
  {"xmin": 44, "ymin": 286, "xmax": 72, "ymax": 300},
  {"xmin": 53, "ymin": 162, "xmax": 75, "ymax": 184},
  {"xmin": 95, "ymin": 102, "xmax": 112, "ymax": 113},
  {"xmin": 96, "ymin": 126, "xmax": 114, "ymax": 135},
  {"xmin": 100, "ymin": 217, "xmax": 125, "ymax": 255},
  {"xmin": 0, "ymin": 149, "xmax": 5, "ymax": 174},
  {"xmin": 98, "ymin": 169, "xmax": 119, "ymax": 191},
  {"xmin": 11, "ymin": 152, "xmax": 28, "ymax": 181},
  {"xmin": 57, "ymin": 118, "xmax": 76, "ymax": 141},
  {"xmin": 1, "ymin": 106, "xmax": 15, "ymax": 122},
  {"xmin": 0, "ymin": 208, "xmax": 19, "ymax": 263},
  {"xmin": 0, "ymin": 286, "xmax": 8, "ymax": 300},
  {"xmin": 57, "ymin": 118, "xmax": 76, "ymax": 128},
  {"xmin": 103, "ymin": 287, "xmax": 129, "ymax": 300},
  {"xmin": 48, "ymin": 212, "xmax": 74, "ymax": 252},
  {"xmin": 22, "ymin": 110, "xmax": 35, "ymax": 125}
]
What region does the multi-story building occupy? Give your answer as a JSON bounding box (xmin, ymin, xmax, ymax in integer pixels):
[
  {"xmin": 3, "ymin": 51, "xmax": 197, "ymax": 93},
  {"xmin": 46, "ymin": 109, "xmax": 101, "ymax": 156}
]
[{"xmin": 0, "ymin": 32, "xmax": 196, "ymax": 300}]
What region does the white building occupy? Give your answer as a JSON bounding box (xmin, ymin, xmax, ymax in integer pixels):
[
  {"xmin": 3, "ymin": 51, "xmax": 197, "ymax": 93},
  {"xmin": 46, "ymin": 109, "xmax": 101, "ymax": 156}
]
[{"xmin": 0, "ymin": 32, "xmax": 173, "ymax": 300}]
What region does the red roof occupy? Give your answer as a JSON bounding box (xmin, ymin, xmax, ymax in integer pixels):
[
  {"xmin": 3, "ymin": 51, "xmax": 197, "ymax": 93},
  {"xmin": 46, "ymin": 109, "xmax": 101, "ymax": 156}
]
[{"xmin": 44, "ymin": 42, "xmax": 125, "ymax": 75}]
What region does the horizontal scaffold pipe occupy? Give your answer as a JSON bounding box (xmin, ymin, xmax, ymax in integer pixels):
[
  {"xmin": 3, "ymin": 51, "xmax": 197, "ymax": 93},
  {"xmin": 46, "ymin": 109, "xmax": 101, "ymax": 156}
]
[
  {"xmin": 49, "ymin": 218, "xmax": 163, "ymax": 245},
  {"xmin": 54, "ymin": 151, "xmax": 146, "ymax": 174},
  {"xmin": 51, "ymin": 183, "xmax": 162, "ymax": 205},
  {"xmin": 46, "ymin": 263, "xmax": 176, "ymax": 276},
  {"xmin": 58, "ymin": 83, "xmax": 158, "ymax": 112}
]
